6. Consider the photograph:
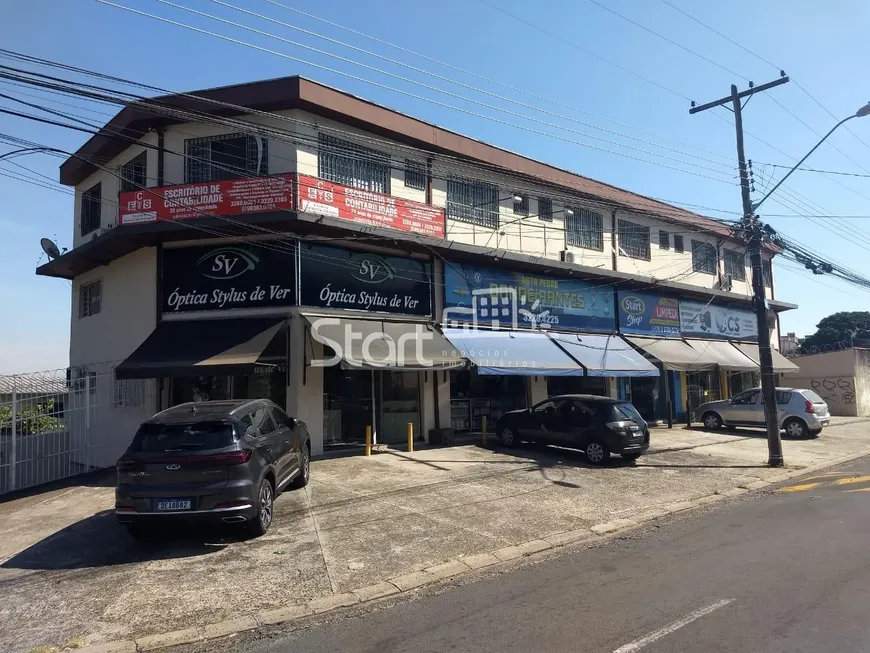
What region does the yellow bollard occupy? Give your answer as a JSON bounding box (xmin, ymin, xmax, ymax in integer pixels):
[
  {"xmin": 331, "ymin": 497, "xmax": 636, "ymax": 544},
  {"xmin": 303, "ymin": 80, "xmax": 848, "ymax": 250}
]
[
  {"xmin": 407, "ymin": 422, "xmax": 414, "ymax": 453},
  {"xmin": 364, "ymin": 425, "xmax": 372, "ymax": 456},
  {"xmin": 481, "ymin": 416, "xmax": 488, "ymax": 445}
]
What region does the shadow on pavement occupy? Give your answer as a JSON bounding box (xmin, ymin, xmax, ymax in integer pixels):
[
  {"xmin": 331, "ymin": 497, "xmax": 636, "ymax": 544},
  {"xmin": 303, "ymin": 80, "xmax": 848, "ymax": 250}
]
[{"xmin": 1, "ymin": 510, "xmax": 233, "ymax": 571}]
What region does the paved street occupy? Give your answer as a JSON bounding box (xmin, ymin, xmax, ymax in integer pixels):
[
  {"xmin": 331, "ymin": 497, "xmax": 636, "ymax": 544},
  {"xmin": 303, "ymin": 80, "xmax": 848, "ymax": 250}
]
[{"xmin": 181, "ymin": 455, "xmax": 870, "ymax": 653}]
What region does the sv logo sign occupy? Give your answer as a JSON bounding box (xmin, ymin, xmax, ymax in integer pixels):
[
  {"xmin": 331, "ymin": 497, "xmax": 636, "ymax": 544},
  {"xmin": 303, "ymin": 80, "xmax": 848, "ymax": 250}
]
[
  {"xmin": 196, "ymin": 247, "xmax": 259, "ymax": 280},
  {"xmin": 349, "ymin": 254, "xmax": 395, "ymax": 284}
]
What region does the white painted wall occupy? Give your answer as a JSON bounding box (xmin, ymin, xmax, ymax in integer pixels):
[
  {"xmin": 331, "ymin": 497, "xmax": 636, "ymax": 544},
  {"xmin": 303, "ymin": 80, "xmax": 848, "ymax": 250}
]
[{"xmin": 287, "ymin": 313, "xmax": 324, "ymax": 456}]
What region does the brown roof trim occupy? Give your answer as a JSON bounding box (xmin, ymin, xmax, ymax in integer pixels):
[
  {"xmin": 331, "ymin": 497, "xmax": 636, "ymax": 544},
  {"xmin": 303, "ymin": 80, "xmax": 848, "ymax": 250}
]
[{"xmin": 61, "ymin": 76, "xmax": 734, "ymax": 238}]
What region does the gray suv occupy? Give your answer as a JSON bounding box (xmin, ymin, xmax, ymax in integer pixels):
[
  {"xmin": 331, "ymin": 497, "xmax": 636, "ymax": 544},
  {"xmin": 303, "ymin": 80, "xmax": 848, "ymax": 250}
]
[
  {"xmin": 115, "ymin": 399, "xmax": 310, "ymax": 538},
  {"xmin": 695, "ymin": 387, "xmax": 830, "ymax": 438}
]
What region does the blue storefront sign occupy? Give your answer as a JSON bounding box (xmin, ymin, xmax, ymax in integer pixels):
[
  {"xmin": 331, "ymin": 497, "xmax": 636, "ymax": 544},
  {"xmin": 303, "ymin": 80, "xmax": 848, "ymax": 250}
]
[
  {"xmin": 443, "ymin": 263, "xmax": 615, "ymax": 331},
  {"xmin": 617, "ymin": 292, "xmax": 681, "ymax": 337}
]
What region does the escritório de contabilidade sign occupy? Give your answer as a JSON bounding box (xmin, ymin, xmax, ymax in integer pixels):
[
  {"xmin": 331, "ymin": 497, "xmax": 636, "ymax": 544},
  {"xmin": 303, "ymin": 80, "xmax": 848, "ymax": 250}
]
[{"xmin": 118, "ymin": 174, "xmax": 295, "ymax": 224}]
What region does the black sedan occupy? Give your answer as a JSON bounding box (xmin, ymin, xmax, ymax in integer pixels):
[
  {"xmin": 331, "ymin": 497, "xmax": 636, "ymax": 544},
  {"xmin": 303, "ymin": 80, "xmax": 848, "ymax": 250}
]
[{"xmin": 495, "ymin": 394, "xmax": 650, "ymax": 465}]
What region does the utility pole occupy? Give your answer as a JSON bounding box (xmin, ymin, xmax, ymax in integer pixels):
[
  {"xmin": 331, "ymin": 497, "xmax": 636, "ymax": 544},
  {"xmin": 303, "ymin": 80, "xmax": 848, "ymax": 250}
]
[{"xmin": 689, "ymin": 74, "xmax": 789, "ymax": 467}]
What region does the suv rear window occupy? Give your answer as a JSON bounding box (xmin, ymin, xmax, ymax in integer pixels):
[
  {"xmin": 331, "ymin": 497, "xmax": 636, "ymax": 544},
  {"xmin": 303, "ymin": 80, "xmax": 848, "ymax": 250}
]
[
  {"xmin": 610, "ymin": 402, "xmax": 645, "ymax": 423},
  {"xmin": 802, "ymin": 389, "xmax": 825, "ymax": 403},
  {"xmin": 130, "ymin": 421, "xmax": 236, "ymax": 453}
]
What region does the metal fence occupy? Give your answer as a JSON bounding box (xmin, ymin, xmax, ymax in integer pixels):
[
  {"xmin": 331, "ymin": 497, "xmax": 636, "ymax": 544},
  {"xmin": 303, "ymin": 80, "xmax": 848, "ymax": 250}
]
[{"xmin": 0, "ymin": 367, "xmax": 157, "ymax": 494}]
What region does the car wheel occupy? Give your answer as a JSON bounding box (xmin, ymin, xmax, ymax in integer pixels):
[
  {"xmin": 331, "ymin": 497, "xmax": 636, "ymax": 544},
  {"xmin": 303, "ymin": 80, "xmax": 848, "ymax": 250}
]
[
  {"xmin": 248, "ymin": 477, "xmax": 275, "ymax": 537},
  {"xmin": 783, "ymin": 417, "xmax": 808, "ymax": 439},
  {"xmin": 499, "ymin": 426, "xmax": 516, "ymax": 447},
  {"xmin": 621, "ymin": 452, "xmax": 642, "ymax": 461},
  {"xmin": 585, "ymin": 440, "xmax": 610, "ymax": 465},
  {"xmin": 290, "ymin": 443, "xmax": 310, "ymax": 490},
  {"xmin": 808, "ymin": 429, "xmax": 822, "ymax": 438},
  {"xmin": 702, "ymin": 412, "xmax": 723, "ymax": 430}
]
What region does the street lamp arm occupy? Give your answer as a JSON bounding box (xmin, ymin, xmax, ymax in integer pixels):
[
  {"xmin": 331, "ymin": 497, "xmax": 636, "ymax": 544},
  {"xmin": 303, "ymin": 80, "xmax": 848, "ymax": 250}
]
[{"xmin": 753, "ymin": 114, "xmax": 857, "ymax": 212}]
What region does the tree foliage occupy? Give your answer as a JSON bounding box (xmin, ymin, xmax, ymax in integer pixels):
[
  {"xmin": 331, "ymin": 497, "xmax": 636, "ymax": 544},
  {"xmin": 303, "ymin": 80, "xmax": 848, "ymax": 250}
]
[
  {"xmin": 800, "ymin": 311, "xmax": 870, "ymax": 353},
  {"xmin": 0, "ymin": 399, "xmax": 64, "ymax": 436}
]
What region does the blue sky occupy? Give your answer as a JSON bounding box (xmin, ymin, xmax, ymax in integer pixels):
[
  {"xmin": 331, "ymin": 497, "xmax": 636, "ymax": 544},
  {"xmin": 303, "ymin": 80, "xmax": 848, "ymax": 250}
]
[{"xmin": 2, "ymin": 0, "xmax": 870, "ymax": 373}]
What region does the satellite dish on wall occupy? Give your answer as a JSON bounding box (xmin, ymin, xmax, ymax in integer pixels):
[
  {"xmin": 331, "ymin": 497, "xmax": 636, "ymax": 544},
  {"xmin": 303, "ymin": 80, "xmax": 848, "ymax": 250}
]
[{"xmin": 40, "ymin": 237, "xmax": 61, "ymax": 260}]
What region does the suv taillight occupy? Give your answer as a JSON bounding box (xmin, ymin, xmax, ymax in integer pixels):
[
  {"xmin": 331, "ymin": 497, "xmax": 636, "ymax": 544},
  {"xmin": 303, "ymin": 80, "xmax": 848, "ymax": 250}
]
[
  {"xmin": 116, "ymin": 458, "xmax": 137, "ymax": 472},
  {"xmin": 208, "ymin": 450, "xmax": 252, "ymax": 465},
  {"xmin": 805, "ymin": 399, "xmax": 815, "ymax": 414}
]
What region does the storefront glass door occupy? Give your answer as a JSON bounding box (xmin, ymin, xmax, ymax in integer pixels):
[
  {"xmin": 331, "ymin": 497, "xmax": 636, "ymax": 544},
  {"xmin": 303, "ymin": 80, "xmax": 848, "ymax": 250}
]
[
  {"xmin": 378, "ymin": 371, "xmax": 421, "ymax": 444},
  {"xmin": 686, "ymin": 370, "xmax": 722, "ymax": 417},
  {"xmin": 323, "ymin": 366, "xmax": 373, "ymax": 445}
]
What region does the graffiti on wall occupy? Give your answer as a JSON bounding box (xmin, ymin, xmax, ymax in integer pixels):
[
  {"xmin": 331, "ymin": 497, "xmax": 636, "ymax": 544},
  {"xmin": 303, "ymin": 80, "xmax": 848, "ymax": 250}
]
[{"xmin": 808, "ymin": 377, "xmax": 856, "ymax": 415}]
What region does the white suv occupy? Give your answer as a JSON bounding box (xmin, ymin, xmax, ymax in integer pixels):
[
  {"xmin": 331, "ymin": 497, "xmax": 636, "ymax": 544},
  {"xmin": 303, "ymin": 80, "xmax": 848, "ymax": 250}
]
[{"xmin": 695, "ymin": 387, "xmax": 830, "ymax": 438}]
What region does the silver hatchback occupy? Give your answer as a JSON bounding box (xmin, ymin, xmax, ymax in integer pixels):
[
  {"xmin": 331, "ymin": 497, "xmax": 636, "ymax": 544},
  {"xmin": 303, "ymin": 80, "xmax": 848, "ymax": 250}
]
[{"xmin": 694, "ymin": 387, "xmax": 830, "ymax": 438}]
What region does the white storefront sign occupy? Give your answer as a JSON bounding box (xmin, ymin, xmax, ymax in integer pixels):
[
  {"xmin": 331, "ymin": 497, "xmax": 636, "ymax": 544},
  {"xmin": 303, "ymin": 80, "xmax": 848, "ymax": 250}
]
[{"xmin": 680, "ymin": 301, "xmax": 757, "ymax": 340}]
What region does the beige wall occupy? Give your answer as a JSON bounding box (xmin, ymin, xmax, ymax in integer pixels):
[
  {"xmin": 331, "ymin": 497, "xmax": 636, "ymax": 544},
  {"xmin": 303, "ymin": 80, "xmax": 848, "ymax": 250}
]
[{"xmin": 788, "ymin": 349, "xmax": 861, "ymax": 417}]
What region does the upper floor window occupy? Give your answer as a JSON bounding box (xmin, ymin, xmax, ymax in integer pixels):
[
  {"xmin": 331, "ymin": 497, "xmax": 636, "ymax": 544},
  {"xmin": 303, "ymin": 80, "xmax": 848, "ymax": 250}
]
[
  {"xmin": 404, "ymin": 159, "xmax": 426, "ymax": 190},
  {"xmin": 185, "ymin": 133, "xmax": 268, "ymax": 184},
  {"xmin": 446, "ymin": 178, "xmax": 499, "ymax": 229},
  {"xmin": 762, "ymin": 260, "xmax": 773, "ymax": 288},
  {"xmin": 618, "ymin": 220, "xmax": 650, "ymax": 260},
  {"xmin": 79, "ymin": 280, "xmax": 102, "ymax": 318},
  {"xmin": 318, "ymin": 133, "xmax": 389, "ymax": 194},
  {"xmin": 723, "ymin": 249, "xmax": 746, "ymax": 282},
  {"xmin": 674, "ymin": 234, "xmax": 685, "ymax": 253},
  {"xmin": 692, "ymin": 240, "xmax": 717, "ymax": 275},
  {"xmin": 658, "ymin": 230, "xmax": 670, "ymax": 250},
  {"xmin": 537, "ymin": 197, "xmax": 553, "ymax": 222},
  {"xmin": 513, "ymin": 193, "xmax": 529, "ymax": 216},
  {"xmin": 80, "ymin": 183, "xmax": 101, "ymax": 237},
  {"xmin": 119, "ymin": 151, "xmax": 147, "ymax": 192},
  {"xmin": 567, "ymin": 207, "xmax": 603, "ymax": 250}
]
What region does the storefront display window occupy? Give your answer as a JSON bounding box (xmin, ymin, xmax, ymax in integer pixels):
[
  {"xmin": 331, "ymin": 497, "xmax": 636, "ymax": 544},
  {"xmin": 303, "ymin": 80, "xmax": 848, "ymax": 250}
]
[
  {"xmin": 450, "ymin": 370, "xmax": 527, "ymax": 432},
  {"xmin": 729, "ymin": 371, "xmax": 760, "ymax": 396},
  {"xmin": 686, "ymin": 370, "xmax": 722, "ymax": 416}
]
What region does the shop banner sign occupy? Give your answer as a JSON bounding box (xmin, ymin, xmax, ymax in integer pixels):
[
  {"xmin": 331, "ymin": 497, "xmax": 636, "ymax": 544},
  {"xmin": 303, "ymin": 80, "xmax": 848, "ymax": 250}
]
[
  {"xmin": 680, "ymin": 300, "xmax": 757, "ymax": 340},
  {"xmin": 443, "ymin": 263, "xmax": 615, "ymax": 331},
  {"xmin": 119, "ymin": 173, "xmax": 295, "ymax": 225},
  {"xmin": 297, "ymin": 174, "xmax": 445, "ymax": 238},
  {"xmin": 617, "ymin": 292, "xmax": 681, "ymax": 336},
  {"xmin": 162, "ymin": 242, "xmax": 295, "ymax": 313},
  {"xmin": 300, "ymin": 244, "xmax": 431, "ymax": 316}
]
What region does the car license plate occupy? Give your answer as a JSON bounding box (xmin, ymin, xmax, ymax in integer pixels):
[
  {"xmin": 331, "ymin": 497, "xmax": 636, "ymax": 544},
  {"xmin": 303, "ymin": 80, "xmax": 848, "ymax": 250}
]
[{"xmin": 156, "ymin": 499, "xmax": 191, "ymax": 511}]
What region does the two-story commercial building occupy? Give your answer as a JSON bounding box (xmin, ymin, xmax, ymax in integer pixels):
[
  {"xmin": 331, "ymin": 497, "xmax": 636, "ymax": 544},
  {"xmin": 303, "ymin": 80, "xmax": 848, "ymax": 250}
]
[{"xmin": 37, "ymin": 76, "xmax": 797, "ymax": 466}]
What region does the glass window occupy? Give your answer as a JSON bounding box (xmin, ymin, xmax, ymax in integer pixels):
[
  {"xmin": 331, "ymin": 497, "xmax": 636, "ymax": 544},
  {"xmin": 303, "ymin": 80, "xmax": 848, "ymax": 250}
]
[
  {"xmin": 674, "ymin": 234, "xmax": 685, "ymax": 253},
  {"xmin": 270, "ymin": 406, "xmax": 296, "ymax": 429},
  {"xmin": 775, "ymin": 391, "xmax": 793, "ymax": 404},
  {"xmin": 185, "ymin": 133, "xmax": 268, "ymax": 183},
  {"xmin": 318, "ymin": 132, "xmax": 390, "ymax": 194},
  {"xmin": 79, "ymin": 280, "xmax": 102, "ymax": 318},
  {"xmin": 119, "ymin": 151, "xmax": 147, "ymax": 192},
  {"xmin": 762, "ymin": 260, "xmax": 773, "ymax": 288},
  {"xmin": 537, "ymin": 197, "xmax": 553, "ymax": 222},
  {"xmin": 724, "ymin": 249, "xmax": 746, "ymax": 282},
  {"xmin": 567, "ymin": 207, "xmax": 604, "ymax": 250},
  {"xmin": 80, "ymin": 182, "xmax": 101, "ymax": 236},
  {"xmin": 659, "ymin": 230, "xmax": 670, "ymax": 250},
  {"xmin": 446, "ymin": 177, "xmax": 499, "ymax": 228},
  {"xmin": 618, "ymin": 220, "xmax": 651, "ymax": 260},
  {"xmin": 404, "ymin": 159, "xmax": 426, "ymax": 190},
  {"xmin": 250, "ymin": 404, "xmax": 277, "ymax": 436},
  {"xmin": 513, "ymin": 193, "xmax": 529, "ymax": 216},
  {"xmin": 802, "ymin": 389, "xmax": 825, "ymax": 403},
  {"xmin": 692, "ymin": 241, "xmax": 717, "ymax": 274},
  {"xmin": 533, "ymin": 399, "xmax": 557, "ymax": 413},
  {"xmin": 610, "ymin": 402, "xmax": 645, "ymax": 423},
  {"xmin": 732, "ymin": 390, "xmax": 760, "ymax": 405},
  {"xmin": 236, "ymin": 413, "xmax": 254, "ymax": 437},
  {"xmin": 130, "ymin": 422, "xmax": 236, "ymax": 453}
]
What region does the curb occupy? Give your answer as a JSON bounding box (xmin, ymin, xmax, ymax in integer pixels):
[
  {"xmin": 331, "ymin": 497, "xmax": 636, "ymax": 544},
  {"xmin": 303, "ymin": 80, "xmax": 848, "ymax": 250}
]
[{"xmin": 72, "ymin": 450, "xmax": 870, "ymax": 653}]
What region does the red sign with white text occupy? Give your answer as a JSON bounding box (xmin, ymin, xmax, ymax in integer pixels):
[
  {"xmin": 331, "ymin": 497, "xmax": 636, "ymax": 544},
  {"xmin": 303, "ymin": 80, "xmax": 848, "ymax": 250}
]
[
  {"xmin": 118, "ymin": 174, "xmax": 295, "ymax": 225},
  {"xmin": 297, "ymin": 174, "xmax": 445, "ymax": 238}
]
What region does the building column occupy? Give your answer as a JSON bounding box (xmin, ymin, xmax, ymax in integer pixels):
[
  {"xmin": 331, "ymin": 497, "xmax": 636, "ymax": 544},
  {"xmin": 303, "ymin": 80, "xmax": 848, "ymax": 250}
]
[
  {"xmin": 529, "ymin": 376, "xmax": 548, "ymax": 405},
  {"xmin": 287, "ymin": 316, "xmax": 324, "ymax": 456}
]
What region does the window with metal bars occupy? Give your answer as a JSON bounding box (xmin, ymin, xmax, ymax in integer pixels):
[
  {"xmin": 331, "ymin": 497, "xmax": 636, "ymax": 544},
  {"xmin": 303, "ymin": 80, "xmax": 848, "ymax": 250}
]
[
  {"xmin": 119, "ymin": 151, "xmax": 147, "ymax": 192},
  {"xmin": 318, "ymin": 133, "xmax": 390, "ymax": 194},
  {"xmin": 79, "ymin": 280, "xmax": 102, "ymax": 318},
  {"xmin": 404, "ymin": 159, "xmax": 426, "ymax": 190},
  {"xmin": 762, "ymin": 260, "xmax": 773, "ymax": 287},
  {"xmin": 658, "ymin": 230, "xmax": 670, "ymax": 250},
  {"xmin": 537, "ymin": 197, "xmax": 553, "ymax": 222},
  {"xmin": 617, "ymin": 220, "xmax": 651, "ymax": 260},
  {"xmin": 674, "ymin": 234, "xmax": 685, "ymax": 253},
  {"xmin": 446, "ymin": 178, "xmax": 499, "ymax": 228},
  {"xmin": 80, "ymin": 183, "xmax": 101, "ymax": 237},
  {"xmin": 723, "ymin": 249, "xmax": 746, "ymax": 281},
  {"xmin": 184, "ymin": 133, "xmax": 268, "ymax": 184},
  {"xmin": 513, "ymin": 193, "xmax": 529, "ymax": 216},
  {"xmin": 566, "ymin": 207, "xmax": 603, "ymax": 250},
  {"xmin": 692, "ymin": 240, "xmax": 717, "ymax": 274}
]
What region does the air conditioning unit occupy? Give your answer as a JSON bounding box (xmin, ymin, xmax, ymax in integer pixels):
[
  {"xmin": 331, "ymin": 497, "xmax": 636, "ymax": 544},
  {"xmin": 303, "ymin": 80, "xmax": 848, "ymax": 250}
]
[{"xmin": 560, "ymin": 250, "xmax": 575, "ymax": 264}]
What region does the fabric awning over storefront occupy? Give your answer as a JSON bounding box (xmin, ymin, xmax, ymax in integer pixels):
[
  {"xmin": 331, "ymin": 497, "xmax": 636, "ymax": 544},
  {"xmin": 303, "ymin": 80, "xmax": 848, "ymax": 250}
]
[
  {"xmin": 115, "ymin": 317, "xmax": 286, "ymax": 379},
  {"xmin": 547, "ymin": 332, "xmax": 659, "ymax": 377},
  {"xmin": 626, "ymin": 336, "xmax": 717, "ymax": 371},
  {"xmin": 684, "ymin": 339, "xmax": 759, "ymax": 372},
  {"xmin": 730, "ymin": 342, "xmax": 799, "ymax": 374},
  {"xmin": 304, "ymin": 313, "xmax": 462, "ymax": 370},
  {"xmin": 441, "ymin": 328, "xmax": 584, "ymax": 376}
]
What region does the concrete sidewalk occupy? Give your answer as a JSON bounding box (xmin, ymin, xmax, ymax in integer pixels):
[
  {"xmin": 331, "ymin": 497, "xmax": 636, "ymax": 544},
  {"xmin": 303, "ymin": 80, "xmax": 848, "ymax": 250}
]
[{"xmin": 2, "ymin": 417, "xmax": 869, "ymax": 653}]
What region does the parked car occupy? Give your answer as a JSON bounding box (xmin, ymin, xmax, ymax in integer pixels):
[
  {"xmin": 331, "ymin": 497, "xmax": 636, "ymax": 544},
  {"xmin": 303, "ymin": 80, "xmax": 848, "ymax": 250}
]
[
  {"xmin": 495, "ymin": 394, "xmax": 650, "ymax": 465},
  {"xmin": 115, "ymin": 399, "xmax": 310, "ymax": 539},
  {"xmin": 694, "ymin": 387, "xmax": 830, "ymax": 438}
]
